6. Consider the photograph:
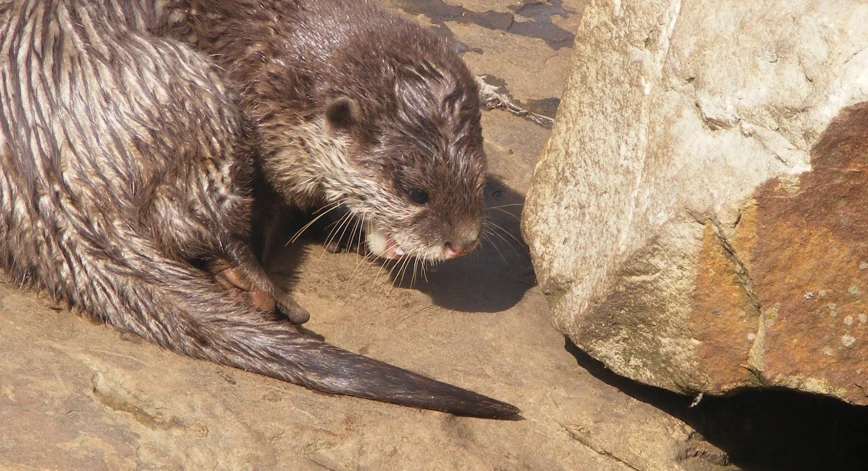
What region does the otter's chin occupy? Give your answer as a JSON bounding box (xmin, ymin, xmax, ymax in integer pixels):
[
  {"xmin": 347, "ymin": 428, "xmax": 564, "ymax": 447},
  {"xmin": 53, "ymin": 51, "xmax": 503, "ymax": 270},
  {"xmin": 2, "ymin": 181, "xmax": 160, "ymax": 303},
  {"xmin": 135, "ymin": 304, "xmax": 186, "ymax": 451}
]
[{"xmin": 364, "ymin": 223, "xmax": 408, "ymax": 260}]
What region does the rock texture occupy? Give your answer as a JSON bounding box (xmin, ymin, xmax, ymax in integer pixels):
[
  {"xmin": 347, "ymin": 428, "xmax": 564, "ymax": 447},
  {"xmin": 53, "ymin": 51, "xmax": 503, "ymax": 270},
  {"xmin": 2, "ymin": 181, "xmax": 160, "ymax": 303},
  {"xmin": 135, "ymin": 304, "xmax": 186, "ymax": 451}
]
[
  {"xmin": 523, "ymin": 0, "xmax": 868, "ymax": 403},
  {"xmin": 0, "ymin": 277, "xmax": 708, "ymax": 471}
]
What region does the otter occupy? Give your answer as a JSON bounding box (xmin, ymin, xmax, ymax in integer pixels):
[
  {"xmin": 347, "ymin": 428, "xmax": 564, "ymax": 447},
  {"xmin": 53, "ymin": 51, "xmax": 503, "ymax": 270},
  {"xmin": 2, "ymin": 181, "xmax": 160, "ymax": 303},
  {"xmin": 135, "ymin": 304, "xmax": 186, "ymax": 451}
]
[
  {"xmin": 0, "ymin": 0, "xmax": 518, "ymax": 418},
  {"xmin": 156, "ymin": 0, "xmax": 488, "ymax": 272}
]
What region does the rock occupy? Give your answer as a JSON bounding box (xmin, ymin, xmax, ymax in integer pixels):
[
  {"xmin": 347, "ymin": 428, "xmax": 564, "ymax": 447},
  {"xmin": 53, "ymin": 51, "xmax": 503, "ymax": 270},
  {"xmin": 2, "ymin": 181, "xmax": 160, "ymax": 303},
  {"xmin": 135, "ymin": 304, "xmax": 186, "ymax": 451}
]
[{"xmin": 522, "ymin": 0, "xmax": 868, "ymax": 404}]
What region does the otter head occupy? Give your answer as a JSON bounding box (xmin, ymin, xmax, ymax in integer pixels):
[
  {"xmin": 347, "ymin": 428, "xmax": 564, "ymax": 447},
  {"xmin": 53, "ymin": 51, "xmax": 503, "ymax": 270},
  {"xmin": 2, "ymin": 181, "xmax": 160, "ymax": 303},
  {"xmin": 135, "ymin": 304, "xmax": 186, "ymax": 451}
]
[{"xmin": 318, "ymin": 53, "xmax": 487, "ymax": 262}]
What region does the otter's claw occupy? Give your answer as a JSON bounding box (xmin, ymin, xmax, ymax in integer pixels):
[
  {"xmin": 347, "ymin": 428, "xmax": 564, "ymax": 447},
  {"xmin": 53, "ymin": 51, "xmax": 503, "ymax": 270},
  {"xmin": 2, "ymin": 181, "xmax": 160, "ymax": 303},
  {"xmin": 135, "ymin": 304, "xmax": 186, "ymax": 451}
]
[{"xmin": 275, "ymin": 294, "xmax": 310, "ymax": 324}]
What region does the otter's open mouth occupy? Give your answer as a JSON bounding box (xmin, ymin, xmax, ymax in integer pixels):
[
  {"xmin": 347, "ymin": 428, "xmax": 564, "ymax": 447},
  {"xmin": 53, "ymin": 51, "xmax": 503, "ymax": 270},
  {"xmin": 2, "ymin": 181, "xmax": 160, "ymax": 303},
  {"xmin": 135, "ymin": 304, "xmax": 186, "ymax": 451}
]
[
  {"xmin": 364, "ymin": 223, "xmax": 408, "ymax": 260},
  {"xmin": 381, "ymin": 238, "xmax": 407, "ymax": 259}
]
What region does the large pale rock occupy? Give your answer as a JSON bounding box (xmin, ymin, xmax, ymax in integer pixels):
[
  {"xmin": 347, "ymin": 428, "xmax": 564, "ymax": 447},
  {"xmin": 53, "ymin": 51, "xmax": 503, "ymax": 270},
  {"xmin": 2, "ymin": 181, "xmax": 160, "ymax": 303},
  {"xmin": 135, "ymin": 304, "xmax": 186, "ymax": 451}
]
[{"xmin": 523, "ymin": 0, "xmax": 868, "ymax": 403}]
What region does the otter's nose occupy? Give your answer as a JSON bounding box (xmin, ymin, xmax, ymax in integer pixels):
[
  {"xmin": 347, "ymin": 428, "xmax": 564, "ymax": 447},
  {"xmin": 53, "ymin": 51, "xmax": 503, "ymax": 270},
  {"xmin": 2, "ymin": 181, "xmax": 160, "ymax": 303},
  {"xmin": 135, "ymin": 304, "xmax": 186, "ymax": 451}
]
[{"xmin": 444, "ymin": 240, "xmax": 478, "ymax": 259}]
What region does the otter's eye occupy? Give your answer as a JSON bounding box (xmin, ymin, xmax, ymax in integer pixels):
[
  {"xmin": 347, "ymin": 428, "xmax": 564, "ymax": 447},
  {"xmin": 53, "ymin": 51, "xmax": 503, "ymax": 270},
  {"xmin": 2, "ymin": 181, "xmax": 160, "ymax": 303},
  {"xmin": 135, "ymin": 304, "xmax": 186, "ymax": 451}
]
[{"xmin": 409, "ymin": 188, "xmax": 429, "ymax": 205}]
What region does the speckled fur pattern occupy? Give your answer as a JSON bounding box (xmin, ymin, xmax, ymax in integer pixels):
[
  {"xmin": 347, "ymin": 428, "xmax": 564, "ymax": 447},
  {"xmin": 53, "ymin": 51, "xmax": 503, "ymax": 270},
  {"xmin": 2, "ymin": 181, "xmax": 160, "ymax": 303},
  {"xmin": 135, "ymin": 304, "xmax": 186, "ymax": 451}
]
[
  {"xmin": 0, "ymin": 0, "xmax": 518, "ymax": 418},
  {"xmin": 157, "ymin": 0, "xmax": 489, "ymax": 261}
]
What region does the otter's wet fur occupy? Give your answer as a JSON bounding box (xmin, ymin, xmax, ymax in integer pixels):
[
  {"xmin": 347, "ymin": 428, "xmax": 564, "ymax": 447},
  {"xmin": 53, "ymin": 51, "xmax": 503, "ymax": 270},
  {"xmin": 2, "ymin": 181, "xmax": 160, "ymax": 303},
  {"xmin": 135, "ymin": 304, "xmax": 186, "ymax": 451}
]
[
  {"xmin": 0, "ymin": 0, "xmax": 518, "ymax": 418},
  {"xmin": 158, "ymin": 0, "xmax": 488, "ymax": 263}
]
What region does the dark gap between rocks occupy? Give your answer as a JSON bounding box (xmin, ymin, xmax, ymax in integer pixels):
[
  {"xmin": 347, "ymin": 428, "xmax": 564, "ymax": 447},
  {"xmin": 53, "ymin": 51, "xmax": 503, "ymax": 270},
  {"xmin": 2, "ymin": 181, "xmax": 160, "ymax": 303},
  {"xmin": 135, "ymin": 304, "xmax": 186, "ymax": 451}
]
[{"xmin": 566, "ymin": 338, "xmax": 868, "ymax": 471}]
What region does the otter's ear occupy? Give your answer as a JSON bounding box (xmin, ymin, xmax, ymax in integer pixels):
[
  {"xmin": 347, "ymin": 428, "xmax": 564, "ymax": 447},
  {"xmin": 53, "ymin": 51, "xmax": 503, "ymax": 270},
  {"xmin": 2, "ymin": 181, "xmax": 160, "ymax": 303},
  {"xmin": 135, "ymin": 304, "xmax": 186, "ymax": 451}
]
[{"xmin": 325, "ymin": 97, "xmax": 359, "ymax": 133}]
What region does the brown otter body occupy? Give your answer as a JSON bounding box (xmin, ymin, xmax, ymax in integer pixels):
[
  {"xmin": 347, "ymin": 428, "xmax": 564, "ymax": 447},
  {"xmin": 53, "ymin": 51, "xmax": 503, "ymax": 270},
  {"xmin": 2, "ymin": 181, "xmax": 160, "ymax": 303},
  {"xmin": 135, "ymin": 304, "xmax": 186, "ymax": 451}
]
[
  {"xmin": 0, "ymin": 0, "xmax": 517, "ymax": 418},
  {"xmin": 157, "ymin": 0, "xmax": 488, "ymax": 263}
]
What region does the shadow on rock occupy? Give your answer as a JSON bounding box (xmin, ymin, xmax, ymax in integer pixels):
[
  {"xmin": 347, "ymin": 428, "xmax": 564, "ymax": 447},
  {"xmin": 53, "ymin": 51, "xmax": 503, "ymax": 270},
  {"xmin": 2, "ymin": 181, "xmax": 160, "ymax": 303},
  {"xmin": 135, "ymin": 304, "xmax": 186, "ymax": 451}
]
[
  {"xmin": 395, "ymin": 0, "xmax": 578, "ymax": 51},
  {"xmin": 566, "ymin": 339, "xmax": 868, "ymax": 471}
]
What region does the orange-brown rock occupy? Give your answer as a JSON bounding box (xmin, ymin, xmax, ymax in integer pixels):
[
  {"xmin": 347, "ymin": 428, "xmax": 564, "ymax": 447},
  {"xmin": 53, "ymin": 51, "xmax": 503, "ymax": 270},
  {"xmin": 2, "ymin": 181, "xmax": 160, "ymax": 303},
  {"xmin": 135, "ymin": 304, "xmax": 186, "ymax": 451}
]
[
  {"xmin": 731, "ymin": 103, "xmax": 868, "ymax": 401},
  {"xmin": 679, "ymin": 102, "xmax": 868, "ymax": 400}
]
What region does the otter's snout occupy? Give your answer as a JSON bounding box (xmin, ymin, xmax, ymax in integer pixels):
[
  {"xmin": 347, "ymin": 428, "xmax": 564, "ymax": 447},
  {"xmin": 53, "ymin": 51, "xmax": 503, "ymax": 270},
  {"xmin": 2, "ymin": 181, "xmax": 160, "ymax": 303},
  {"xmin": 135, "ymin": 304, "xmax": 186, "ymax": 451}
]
[
  {"xmin": 443, "ymin": 239, "xmax": 478, "ymax": 259},
  {"xmin": 441, "ymin": 220, "xmax": 482, "ymax": 259}
]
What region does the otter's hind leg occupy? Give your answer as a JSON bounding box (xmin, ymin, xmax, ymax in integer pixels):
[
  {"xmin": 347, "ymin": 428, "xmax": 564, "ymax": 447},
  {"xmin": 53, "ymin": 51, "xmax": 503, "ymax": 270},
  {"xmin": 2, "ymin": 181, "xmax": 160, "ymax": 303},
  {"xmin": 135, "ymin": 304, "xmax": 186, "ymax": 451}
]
[{"xmin": 138, "ymin": 112, "xmax": 309, "ymax": 323}]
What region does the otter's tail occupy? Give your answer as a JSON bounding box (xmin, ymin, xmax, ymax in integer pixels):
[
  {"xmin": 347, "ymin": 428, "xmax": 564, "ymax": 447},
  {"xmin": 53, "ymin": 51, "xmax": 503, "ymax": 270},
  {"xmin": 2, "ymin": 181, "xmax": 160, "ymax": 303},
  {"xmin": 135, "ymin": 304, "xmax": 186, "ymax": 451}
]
[
  {"xmin": 194, "ymin": 314, "xmax": 521, "ymax": 418},
  {"xmin": 80, "ymin": 237, "xmax": 519, "ymax": 419}
]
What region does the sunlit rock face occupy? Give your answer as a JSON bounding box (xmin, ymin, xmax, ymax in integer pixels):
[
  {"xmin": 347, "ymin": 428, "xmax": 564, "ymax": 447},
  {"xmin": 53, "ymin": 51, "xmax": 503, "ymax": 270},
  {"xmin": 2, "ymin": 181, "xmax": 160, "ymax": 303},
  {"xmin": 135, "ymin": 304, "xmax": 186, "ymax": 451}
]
[{"xmin": 523, "ymin": 0, "xmax": 868, "ymax": 404}]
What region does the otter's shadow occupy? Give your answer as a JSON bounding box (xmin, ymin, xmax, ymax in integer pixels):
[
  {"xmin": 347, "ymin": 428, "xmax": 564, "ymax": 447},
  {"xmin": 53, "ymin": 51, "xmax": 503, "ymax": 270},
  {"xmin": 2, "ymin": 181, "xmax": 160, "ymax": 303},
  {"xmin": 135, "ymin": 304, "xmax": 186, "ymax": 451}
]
[
  {"xmin": 264, "ymin": 175, "xmax": 533, "ymax": 314},
  {"xmin": 389, "ymin": 175, "xmax": 534, "ymax": 313}
]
